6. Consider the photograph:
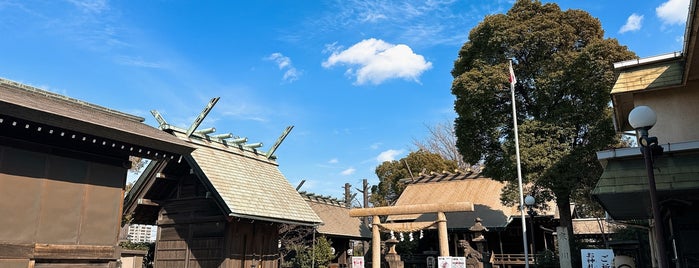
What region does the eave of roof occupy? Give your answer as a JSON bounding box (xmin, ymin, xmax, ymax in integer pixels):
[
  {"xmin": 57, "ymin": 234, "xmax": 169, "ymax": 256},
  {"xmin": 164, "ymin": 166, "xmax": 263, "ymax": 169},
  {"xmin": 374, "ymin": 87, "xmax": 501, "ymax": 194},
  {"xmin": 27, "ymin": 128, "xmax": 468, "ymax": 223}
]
[
  {"xmin": 593, "ymin": 147, "xmax": 699, "ymax": 220},
  {"xmin": 610, "ymin": 54, "xmax": 684, "ymax": 132},
  {"xmin": 0, "ymin": 78, "xmax": 194, "ymax": 156}
]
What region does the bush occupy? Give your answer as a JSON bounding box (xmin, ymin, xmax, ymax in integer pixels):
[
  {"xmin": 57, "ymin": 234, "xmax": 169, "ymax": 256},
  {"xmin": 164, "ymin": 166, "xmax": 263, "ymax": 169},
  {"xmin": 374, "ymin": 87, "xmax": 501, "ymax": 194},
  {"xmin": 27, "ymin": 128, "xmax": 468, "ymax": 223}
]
[
  {"xmin": 535, "ymin": 249, "xmax": 559, "ymax": 268},
  {"xmin": 290, "ymin": 236, "xmax": 336, "ymax": 268}
]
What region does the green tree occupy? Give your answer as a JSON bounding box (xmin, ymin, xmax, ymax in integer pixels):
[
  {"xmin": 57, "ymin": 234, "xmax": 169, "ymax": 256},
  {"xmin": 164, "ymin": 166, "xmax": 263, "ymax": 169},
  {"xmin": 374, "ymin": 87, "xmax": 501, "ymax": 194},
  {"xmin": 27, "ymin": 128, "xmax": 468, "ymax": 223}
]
[
  {"xmin": 371, "ymin": 150, "xmax": 458, "ymax": 207},
  {"xmin": 450, "ymin": 0, "xmax": 635, "ymax": 266},
  {"xmin": 289, "ymin": 236, "xmax": 336, "ymax": 268},
  {"xmin": 279, "ymin": 224, "xmax": 315, "ymax": 266}
]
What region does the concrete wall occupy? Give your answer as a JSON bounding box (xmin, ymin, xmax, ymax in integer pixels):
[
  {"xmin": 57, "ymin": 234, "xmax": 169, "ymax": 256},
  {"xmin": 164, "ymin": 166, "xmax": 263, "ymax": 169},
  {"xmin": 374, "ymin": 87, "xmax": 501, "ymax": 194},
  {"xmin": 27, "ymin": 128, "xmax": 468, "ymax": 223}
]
[{"xmin": 632, "ymin": 83, "xmax": 699, "ymax": 144}]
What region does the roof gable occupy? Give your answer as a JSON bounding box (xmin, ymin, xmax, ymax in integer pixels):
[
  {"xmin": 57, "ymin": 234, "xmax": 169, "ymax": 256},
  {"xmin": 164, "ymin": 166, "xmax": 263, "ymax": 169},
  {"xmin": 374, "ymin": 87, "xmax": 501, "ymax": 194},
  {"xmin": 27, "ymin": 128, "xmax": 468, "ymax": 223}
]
[
  {"xmin": 126, "ymin": 97, "xmax": 321, "ymax": 225},
  {"xmin": 176, "ymin": 132, "xmax": 322, "ymax": 225}
]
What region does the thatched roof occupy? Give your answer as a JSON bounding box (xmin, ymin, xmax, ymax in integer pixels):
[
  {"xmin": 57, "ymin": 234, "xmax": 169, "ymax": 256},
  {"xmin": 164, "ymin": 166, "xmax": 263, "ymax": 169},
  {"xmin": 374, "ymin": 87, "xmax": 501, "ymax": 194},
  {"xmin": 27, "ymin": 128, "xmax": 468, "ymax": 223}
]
[
  {"xmin": 388, "ymin": 170, "xmax": 556, "ymax": 229},
  {"xmin": 302, "ymin": 193, "xmax": 371, "ymax": 239},
  {"xmin": 572, "ymin": 218, "xmax": 621, "ymax": 235}
]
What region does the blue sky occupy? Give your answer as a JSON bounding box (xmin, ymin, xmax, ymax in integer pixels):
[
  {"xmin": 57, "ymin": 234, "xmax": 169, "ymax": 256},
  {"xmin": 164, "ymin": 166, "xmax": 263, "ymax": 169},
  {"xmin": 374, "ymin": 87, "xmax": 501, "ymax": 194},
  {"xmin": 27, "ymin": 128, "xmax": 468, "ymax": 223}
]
[{"xmin": 0, "ymin": 0, "xmax": 690, "ymax": 202}]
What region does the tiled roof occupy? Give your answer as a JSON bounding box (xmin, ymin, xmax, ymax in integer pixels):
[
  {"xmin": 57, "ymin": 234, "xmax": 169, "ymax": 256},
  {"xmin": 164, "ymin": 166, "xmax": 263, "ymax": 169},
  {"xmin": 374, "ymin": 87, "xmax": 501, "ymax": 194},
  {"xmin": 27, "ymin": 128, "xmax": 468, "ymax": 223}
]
[
  {"xmin": 609, "ymin": 55, "xmax": 684, "ymax": 132},
  {"xmin": 177, "ymin": 131, "xmax": 322, "ymax": 225},
  {"xmin": 389, "ymin": 171, "xmax": 556, "ymax": 229},
  {"xmin": 0, "ymin": 78, "xmax": 193, "ymax": 156},
  {"xmin": 611, "ymin": 59, "xmax": 683, "ymax": 95},
  {"xmin": 301, "ymin": 192, "xmax": 371, "ymax": 239}
]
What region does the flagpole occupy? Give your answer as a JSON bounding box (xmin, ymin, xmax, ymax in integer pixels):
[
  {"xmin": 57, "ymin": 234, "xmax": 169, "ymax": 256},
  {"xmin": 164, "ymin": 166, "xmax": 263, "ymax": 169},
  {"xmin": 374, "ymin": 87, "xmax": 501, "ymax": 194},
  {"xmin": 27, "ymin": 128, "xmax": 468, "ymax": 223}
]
[{"xmin": 509, "ymin": 59, "xmax": 530, "ymax": 268}]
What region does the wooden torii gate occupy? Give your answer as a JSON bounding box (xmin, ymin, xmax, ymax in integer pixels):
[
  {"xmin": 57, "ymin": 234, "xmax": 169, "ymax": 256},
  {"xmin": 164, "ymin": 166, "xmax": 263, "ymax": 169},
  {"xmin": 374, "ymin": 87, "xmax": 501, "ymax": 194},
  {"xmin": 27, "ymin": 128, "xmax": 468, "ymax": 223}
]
[{"xmin": 349, "ymin": 202, "xmax": 474, "ymax": 268}]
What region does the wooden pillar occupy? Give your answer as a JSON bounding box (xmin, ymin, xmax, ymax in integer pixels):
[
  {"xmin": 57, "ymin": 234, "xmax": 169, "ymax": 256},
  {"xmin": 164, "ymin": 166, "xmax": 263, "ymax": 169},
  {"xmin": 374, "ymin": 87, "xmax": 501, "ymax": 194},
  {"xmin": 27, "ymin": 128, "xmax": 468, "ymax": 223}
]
[
  {"xmin": 372, "ymin": 215, "xmax": 381, "ymax": 268},
  {"xmin": 437, "ymin": 212, "xmax": 449, "ymax": 257}
]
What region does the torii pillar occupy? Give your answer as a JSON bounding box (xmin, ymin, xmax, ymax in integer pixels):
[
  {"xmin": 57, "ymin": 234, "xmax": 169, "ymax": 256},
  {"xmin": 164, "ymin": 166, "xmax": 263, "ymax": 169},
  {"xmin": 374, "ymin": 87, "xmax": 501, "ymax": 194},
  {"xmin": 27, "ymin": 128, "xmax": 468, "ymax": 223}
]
[{"xmin": 349, "ymin": 202, "xmax": 474, "ymax": 268}]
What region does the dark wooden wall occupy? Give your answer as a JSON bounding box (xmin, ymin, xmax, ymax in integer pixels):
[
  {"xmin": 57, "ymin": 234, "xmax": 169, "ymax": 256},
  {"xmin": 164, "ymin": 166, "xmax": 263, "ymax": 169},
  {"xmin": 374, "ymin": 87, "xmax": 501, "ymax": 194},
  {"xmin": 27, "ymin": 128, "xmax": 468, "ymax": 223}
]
[
  {"xmin": 0, "ymin": 145, "xmax": 125, "ymax": 267},
  {"xmin": 153, "ymin": 170, "xmax": 281, "ymax": 268},
  {"xmin": 227, "ymin": 221, "xmax": 280, "ymax": 268}
]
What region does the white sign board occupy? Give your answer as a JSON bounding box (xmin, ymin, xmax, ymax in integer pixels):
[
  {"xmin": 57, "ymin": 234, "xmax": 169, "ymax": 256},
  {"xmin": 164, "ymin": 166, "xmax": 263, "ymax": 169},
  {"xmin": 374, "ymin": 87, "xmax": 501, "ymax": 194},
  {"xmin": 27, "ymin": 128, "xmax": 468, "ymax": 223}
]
[
  {"xmin": 451, "ymin": 257, "xmax": 465, "ymax": 268},
  {"xmin": 351, "ymin": 256, "xmax": 364, "ymax": 268},
  {"xmin": 581, "ymin": 249, "xmax": 614, "ymax": 268},
  {"xmin": 438, "ymin": 256, "xmax": 452, "ymax": 268}
]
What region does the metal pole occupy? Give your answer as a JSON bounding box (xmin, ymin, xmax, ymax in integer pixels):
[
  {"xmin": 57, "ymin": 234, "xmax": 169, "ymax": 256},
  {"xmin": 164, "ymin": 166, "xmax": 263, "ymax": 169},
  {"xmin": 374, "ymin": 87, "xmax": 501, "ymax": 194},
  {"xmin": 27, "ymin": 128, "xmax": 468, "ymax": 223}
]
[
  {"xmin": 642, "ymin": 144, "xmax": 668, "ymax": 268},
  {"xmin": 529, "ymin": 209, "xmax": 536, "ymax": 265},
  {"xmin": 509, "ymin": 59, "xmax": 530, "ymax": 268}
]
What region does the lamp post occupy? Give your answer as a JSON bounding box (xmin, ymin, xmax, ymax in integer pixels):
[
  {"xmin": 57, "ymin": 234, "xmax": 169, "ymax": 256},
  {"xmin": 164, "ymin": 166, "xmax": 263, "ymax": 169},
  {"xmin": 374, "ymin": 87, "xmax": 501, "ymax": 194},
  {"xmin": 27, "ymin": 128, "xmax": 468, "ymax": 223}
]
[
  {"xmin": 628, "ymin": 106, "xmax": 667, "ymax": 268},
  {"xmin": 524, "ymin": 195, "xmax": 537, "ymax": 265}
]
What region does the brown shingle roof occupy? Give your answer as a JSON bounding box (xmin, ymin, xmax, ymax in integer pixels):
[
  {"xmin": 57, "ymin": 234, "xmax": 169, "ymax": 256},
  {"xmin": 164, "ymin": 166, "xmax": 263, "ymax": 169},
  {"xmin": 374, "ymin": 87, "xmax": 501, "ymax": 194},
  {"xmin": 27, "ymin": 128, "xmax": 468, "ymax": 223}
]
[
  {"xmin": 0, "ymin": 78, "xmax": 193, "ymax": 156},
  {"xmin": 302, "ymin": 193, "xmax": 371, "ymax": 239},
  {"xmin": 177, "ymin": 131, "xmax": 322, "ymax": 225}
]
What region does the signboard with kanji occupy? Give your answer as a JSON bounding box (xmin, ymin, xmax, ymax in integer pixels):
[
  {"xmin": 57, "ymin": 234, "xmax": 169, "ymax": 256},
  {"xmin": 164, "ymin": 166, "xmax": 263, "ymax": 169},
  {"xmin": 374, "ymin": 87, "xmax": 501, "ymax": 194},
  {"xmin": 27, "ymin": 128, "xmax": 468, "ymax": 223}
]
[
  {"xmin": 581, "ymin": 249, "xmax": 614, "ymax": 268},
  {"xmin": 451, "ymin": 257, "xmax": 465, "ymax": 268},
  {"xmin": 351, "ymin": 257, "xmax": 364, "ymax": 268},
  {"xmin": 438, "ymin": 256, "xmax": 452, "ymax": 268}
]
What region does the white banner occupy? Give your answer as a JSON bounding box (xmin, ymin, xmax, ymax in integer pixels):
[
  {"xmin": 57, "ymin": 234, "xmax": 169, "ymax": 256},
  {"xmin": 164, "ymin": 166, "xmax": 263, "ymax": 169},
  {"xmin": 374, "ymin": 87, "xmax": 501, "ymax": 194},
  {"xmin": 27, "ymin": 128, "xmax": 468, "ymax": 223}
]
[{"xmin": 581, "ymin": 249, "xmax": 614, "ymax": 268}]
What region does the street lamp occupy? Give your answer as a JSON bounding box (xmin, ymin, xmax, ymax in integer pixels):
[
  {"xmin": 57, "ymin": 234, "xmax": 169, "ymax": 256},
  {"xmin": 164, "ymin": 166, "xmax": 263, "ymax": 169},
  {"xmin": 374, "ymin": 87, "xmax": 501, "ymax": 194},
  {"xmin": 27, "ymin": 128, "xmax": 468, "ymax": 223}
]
[
  {"xmin": 628, "ymin": 105, "xmax": 667, "ymax": 268},
  {"xmin": 524, "ymin": 195, "xmax": 537, "ymax": 263}
]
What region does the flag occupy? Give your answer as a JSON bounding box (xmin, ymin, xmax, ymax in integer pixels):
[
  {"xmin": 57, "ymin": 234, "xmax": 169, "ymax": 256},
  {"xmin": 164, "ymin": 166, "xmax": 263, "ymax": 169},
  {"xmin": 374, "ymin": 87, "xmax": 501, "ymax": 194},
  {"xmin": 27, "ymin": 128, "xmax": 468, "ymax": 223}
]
[{"xmin": 508, "ymin": 60, "xmax": 516, "ymax": 87}]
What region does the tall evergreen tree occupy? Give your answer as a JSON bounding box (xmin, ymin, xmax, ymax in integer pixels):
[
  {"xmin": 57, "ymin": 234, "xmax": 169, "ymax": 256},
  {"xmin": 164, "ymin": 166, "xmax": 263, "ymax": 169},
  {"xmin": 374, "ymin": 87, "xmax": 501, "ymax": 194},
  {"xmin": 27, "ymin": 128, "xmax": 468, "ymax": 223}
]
[{"xmin": 450, "ymin": 1, "xmax": 635, "ymax": 265}]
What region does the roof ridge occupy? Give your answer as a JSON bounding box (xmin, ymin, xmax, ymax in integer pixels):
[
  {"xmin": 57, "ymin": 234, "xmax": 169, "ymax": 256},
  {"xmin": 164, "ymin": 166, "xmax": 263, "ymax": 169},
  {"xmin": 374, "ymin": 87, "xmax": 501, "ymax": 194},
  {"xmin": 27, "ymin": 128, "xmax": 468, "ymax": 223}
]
[
  {"xmin": 170, "ymin": 129, "xmax": 275, "ymax": 163},
  {"xmin": 402, "ymin": 169, "xmax": 486, "ymax": 184},
  {"xmin": 300, "ymin": 191, "xmax": 347, "ymax": 207},
  {"xmin": 0, "ymin": 77, "xmax": 145, "ymax": 122}
]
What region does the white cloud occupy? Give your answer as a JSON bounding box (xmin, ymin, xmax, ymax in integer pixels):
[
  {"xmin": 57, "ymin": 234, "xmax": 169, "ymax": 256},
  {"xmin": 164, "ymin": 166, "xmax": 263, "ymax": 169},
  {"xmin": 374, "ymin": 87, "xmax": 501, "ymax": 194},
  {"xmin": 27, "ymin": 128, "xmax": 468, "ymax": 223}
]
[
  {"xmin": 287, "ymin": 0, "xmax": 493, "ymax": 47},
  {"xmin": 67, "ymin": 0, "xmax": 109, "ymax": 14},
  {"xmin": 114, "ymin": 55, "xmax": 167, "ymax": 68},
  {"xmin": 360, "ymin": 12, "xmax": 387, "ymax": 23},
  {"xmin": 656, "ymin": 0, "xmax": 690, "ymax": 25},
  {"xmin": 341, "ymin": 168, "xmax": 356, "ymax": 175},
  {"xmin": 619, "ymin": 13, "xmax": 643, "ymax": 33},
  {"xmin": 266, "ymin": 52, "xmax": 302, "ymax": 83},
  {"xmin": 322, "ymin": 38, "xmax": 432, "ymax": 85},
  {"xmin": 376, "ymin": 149, "xmax": 404, "ymax": 163},
  {"xmin": 328, "ymin": 158, "xmax": 339, "ymax": 164}
]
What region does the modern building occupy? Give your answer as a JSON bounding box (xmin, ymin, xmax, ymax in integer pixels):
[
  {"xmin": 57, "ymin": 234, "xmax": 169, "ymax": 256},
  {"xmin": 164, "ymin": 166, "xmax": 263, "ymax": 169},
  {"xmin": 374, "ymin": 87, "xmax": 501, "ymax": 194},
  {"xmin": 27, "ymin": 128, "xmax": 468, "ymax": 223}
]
[{"xmin": 592, "ymin": 0, "xmax": 699, "ymax": 266}]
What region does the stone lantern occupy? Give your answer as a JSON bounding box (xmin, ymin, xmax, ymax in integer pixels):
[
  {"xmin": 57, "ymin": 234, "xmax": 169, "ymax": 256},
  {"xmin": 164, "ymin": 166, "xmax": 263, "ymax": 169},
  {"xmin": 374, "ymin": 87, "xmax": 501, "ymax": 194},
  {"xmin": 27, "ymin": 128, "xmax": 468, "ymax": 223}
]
[
  {"xmin": 384, "ymin": 238, "xmax": 403, "ymax": 268},
  {"xmin": 469, "ymin": 218, "xmax": 488, "ymax": 253}
]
